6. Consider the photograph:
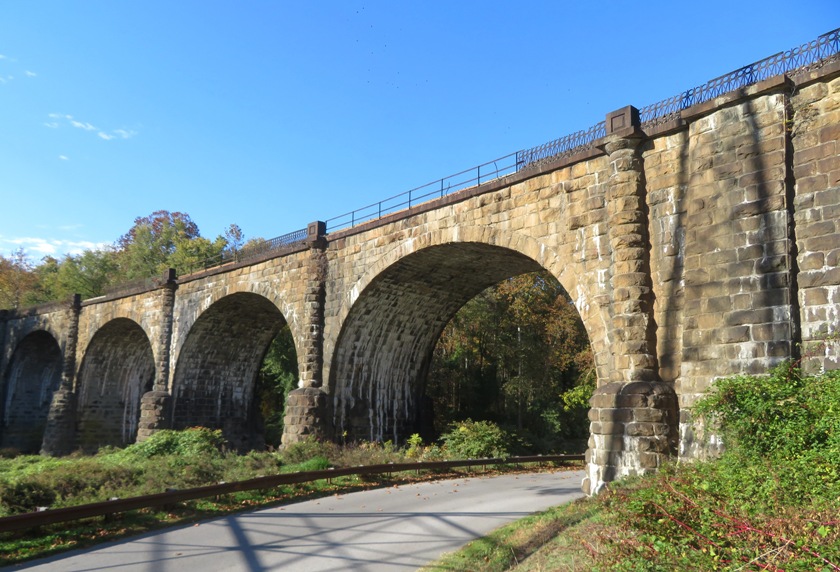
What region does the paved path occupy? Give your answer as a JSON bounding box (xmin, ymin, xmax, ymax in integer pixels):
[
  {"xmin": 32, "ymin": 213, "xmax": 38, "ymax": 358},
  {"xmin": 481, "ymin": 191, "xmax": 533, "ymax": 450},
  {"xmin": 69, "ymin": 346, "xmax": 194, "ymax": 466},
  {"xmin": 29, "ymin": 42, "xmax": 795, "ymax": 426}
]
[{"xmin": 10, "ymin": 469, "xmax": 586, "ymax": 572}]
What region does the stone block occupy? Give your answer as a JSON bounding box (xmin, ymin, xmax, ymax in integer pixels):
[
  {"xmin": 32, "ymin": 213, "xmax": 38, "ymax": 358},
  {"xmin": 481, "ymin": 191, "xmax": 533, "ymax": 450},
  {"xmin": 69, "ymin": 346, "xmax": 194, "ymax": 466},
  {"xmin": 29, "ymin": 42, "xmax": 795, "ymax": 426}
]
[
  {"xmin": 625, "ymin": 422, "xmax": 655, "ymax": 437},
  {"xmin": 633, "ymin": 408, "xmax": 665, "ymax": 423}
]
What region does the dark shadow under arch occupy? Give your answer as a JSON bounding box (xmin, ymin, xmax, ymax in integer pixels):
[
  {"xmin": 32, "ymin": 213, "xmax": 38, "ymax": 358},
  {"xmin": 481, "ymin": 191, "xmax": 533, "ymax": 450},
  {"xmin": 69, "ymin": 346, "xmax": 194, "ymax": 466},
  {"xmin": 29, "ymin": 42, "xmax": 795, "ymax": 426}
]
[
  {"xmin": 76, "ymin": 318, "xmax": 155, "ymax": 452},
  {"xmin": 171, "ymin": 292, "xmax": 291, "ymax": 451},
  {"xmin": 1, "ymin": 331, "xmax": 63, "ymax": 453},
  {"xmin": 328, "ymin": 242, "xmax": 592, "ymax": 443}
]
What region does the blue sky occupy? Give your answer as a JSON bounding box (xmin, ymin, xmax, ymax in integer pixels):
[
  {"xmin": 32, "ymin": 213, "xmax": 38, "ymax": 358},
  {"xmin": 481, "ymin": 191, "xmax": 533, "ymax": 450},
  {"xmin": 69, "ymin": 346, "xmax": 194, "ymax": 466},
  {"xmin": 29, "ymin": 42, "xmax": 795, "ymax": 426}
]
[{"xmin": 1, "ymin": 1, "xmax": 837, "ymax": 261}]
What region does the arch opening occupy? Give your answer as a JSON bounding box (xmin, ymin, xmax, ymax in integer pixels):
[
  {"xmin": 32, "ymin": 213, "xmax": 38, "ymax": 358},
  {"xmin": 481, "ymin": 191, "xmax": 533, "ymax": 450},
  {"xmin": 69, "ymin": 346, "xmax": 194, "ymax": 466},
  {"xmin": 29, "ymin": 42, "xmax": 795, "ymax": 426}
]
[
  {"xmin": 426, "ymin": 270, "xmax": 593, "ymax": 452},
  {"xmin": 328, "ymin": 242, "xmax": 594, "ymax": 447},
  {"xmin": 1, "ymin": 331, "xmax": 63, "ymax": 453},
  {"xmin": 172, "ymin": 292, "xmax": 297, "ymax": 451},
  {"xmin": 76, "ymin": 319, "xmax": 155, "ymax": 452}
]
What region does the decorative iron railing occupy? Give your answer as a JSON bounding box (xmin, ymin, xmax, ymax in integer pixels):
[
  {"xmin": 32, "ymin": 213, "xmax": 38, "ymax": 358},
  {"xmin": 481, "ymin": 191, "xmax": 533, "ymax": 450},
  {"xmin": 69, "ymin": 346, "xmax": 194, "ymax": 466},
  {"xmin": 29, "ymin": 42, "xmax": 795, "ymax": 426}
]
[
  {"xmin": 515, "ymin": 122, "xmax": 607, "ymax": 171},
  {"xmin": 640, "ymin": 27, "xmax": 840, "ymax": 126}
]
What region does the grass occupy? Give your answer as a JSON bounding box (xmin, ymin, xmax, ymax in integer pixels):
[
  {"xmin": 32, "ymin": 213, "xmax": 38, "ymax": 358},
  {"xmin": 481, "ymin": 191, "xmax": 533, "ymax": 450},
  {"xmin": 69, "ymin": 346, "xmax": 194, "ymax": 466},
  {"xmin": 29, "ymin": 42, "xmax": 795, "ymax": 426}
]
[{"xmin": 421, "ymin": 497, "xmax": 601, "ymax": 572}]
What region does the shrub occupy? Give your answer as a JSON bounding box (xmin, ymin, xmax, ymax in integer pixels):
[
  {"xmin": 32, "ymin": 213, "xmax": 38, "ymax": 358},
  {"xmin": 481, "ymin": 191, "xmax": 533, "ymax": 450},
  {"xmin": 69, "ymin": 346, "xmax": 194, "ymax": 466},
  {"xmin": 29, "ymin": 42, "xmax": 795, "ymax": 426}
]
[
  {"xmin": 694, "ymin": 364, "xmax": 840, "ymax": 461},
  {"xmin": 440, "ymin": 419, "xmax": 512, "ymax": 459},
  {"xmin": 595, "ymin": 365, "xmax": 840, "ymax": 571},
  {"xmin": 284, "ymin": 456, "xmax": 331, "ymax": 472},
  {"xmin": 0, "ymin": 480, "xmax": 56, "ymax": 515},
  {"xmin": 280, "ymin": 438, "xmax": 333, "ymax": 465},
  {"xmin": 122, "ymin": 428, "xmax": 226, "ymax": 459}
]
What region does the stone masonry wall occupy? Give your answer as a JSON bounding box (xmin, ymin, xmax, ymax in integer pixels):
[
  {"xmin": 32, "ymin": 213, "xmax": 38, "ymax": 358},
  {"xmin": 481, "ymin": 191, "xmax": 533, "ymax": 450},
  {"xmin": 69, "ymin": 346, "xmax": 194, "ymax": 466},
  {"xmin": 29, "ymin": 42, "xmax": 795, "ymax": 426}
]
[
  {"xmin": 790, "ymin": 66, "xmax": 840, "ymax": 372},
  {"xmin": 0, "ymin": 302, "xmax": 77, "ymax": 454},
  {"xmin": 677, "ymin": 86, "xmax": 797, "ymax": 459},
  {"xmin": 0, "ymin": 331, "xmax": 62, "ymax": 452},
  {"xmin": 642, "ymin": 130, "xmax": 689, "ymax": 384}
]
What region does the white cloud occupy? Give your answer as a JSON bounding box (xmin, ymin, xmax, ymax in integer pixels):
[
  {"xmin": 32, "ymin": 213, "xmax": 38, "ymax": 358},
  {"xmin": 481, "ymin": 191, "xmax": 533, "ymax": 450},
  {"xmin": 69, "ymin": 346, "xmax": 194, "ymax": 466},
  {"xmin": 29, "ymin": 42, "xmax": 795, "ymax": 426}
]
[
  {"xmin": 47, "ymin": 113, "xmax": 137, "ymax": 141},
  {"xmin": 25, "ymin": 70, "xmax": 36, "ymax": 77},
  {"xmin": 0, "ymin": 55, "xmax": 6, "ymax": 60},
  {"xmin": 2, "ymin": 236, "xmax": 106, "ymax": 258},
  {"xmin": 59, "ymin": 155, "xmax": 69, "ymax": 160},
  {"xmin": 70, "ymin": 120, "xmax": 97, "ymax": 131}
]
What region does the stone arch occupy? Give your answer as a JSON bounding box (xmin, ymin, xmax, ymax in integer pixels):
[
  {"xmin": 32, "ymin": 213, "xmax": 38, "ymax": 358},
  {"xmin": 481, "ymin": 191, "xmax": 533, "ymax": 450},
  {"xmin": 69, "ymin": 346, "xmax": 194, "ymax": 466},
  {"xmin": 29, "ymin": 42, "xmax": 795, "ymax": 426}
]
[
  {"xmin": 0, "ymin": 331, "xmax": 63, "ymax": 452},
  {"xmin": 169, "ymin": 280, "xmax": 303, "ymax": 388},
  {"xmin": 76, "ymin": 318, "xmax": 155, "ymax": 451},
  {"xmin": 326, "ymin": 226, "xmax": 610, "ymax": 389},
  {"xmin": 327, "ymin": 227, "xmax": 608, "ymax": 443},
  {"xmin": 171, "ymin": 292, "xmax": 292, "ymax": 450}
]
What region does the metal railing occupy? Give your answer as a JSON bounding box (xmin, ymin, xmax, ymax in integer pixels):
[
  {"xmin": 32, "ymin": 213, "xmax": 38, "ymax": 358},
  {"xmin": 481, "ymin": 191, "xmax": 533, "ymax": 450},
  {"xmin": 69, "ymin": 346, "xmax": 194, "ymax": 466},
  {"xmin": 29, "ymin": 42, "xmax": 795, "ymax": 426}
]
[
  {"xmin": 181, "ymin": 227, "xmax": 308, "ymax": 275},
  {"xmin": 640, "ymin": 27, "xmax": 840, "ymax": 126},
  {"xmin": 325, "ymin": 153, "xmax": 520, "ymax": 233},
  {"xmin": 331, "ymin": 27, "xmax": 839, "ymax": 227},
  {"xmin": 0, "ymin": 454, "xmax": 583, "ymax": 533},
  {"xmin": 515, "ymin": 122, "xmax": 606, "ymax": 171}
]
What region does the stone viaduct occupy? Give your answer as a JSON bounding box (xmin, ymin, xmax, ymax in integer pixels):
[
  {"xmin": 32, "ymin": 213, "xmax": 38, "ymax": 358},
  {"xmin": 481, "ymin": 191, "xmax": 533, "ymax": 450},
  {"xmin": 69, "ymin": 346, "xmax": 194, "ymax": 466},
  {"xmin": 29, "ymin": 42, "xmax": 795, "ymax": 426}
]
[{"xmin": 1, "ymin": 31, "xmax": 839, "ymax": 493}]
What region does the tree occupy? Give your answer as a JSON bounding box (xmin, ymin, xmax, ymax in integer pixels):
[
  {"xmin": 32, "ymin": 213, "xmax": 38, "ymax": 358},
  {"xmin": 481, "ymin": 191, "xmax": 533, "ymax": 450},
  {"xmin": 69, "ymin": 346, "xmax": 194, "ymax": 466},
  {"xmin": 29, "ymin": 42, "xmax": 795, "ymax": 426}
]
[
  {"xmin": 117, "ymin": 210, "xmax": 230, "ymax": 278},
  {"xmin": 54, "ymin": 249, "xmax": 122, "ymax": 299},
  {"xmin": 0, "ymin": 249, "xmax": 38, "ymax": 309},
  {"xmin": 254, "ymin": 325, "xmax": 298, "ymax": 447},
  {"xmin": 426, "ymin": 270, "xmax": 593, "ymax": 452}
]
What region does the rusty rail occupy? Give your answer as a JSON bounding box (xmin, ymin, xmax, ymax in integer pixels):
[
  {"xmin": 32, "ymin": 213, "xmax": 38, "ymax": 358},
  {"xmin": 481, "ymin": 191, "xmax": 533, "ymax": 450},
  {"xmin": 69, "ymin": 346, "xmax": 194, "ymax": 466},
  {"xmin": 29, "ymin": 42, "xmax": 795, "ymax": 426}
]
[{"xmin": 0, "ymin": 454, "xmax": 583, "ymax": 533}]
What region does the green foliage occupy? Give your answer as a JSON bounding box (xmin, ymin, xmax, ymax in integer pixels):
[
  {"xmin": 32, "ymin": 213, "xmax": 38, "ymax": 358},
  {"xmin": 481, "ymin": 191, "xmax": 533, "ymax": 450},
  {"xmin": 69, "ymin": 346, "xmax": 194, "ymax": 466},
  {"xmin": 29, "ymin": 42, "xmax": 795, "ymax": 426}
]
[
  {"xmin": 121, "ymin": 427, "xmax": 226, "ymax": 459},
  {"xmin": 54, "ymin": 249, "xmax": 121, "ymax": 298},
  {"xmin": 255, "ymin": 326, "xmax": 298, "ymax": 447},
  {"xmin": 285, "ymin": 456, "xmax": 331, "ymax": 472},
  {"xmin": 427, "ymin": 271, "xmax": 593, "ymax": 452},
  {"xmin": 0, "ymin": 248, "xmax": 37, "ymax": 308},
  {"xmin": 405, "ymin": 433, "xmax": 424, "ymax": 458},
  {"xmin": 0, "ymin": 210, "xmax": 246, "ymax": 311},
  {"xmin": 690, "ymin": 365, "xmax": 840, "ymax": 508},
  {"xmin": 0, "ymin": 455, "xmax": 140, "ymax": 516},
  {"xmin": 117, "ymin": 210, "xmax": 231, "ymax": 279},
  {"xmin": 440, "ymin": 419, "xmax": 512, "ymax": 459},
  {"xmin": 0, "ymin": 480, "xmax": 57, "ymax": 515},
  {"xmin": 592, "ymin": 365, "xmax": 840, "ymax": 571},
  {"xmin": 280, "ymin": 438, "xmax": 333, "ymax": 465}
]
